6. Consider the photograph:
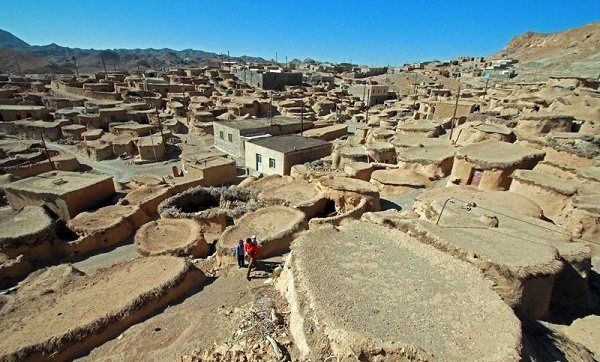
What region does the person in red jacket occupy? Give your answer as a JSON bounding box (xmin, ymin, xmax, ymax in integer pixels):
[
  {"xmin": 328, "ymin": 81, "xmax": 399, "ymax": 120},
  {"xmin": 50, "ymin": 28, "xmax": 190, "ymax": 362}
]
[{"xmin": 246, "ymin": 236, "xmax": 260, "ymax": 280}]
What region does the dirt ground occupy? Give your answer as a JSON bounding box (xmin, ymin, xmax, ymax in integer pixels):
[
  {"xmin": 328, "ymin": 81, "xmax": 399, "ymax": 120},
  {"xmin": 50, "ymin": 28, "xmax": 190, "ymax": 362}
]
[
  {"xmin": 135, "ymin": 218, "xmax": 208, "ymax": 257},
  {"xmin": 0, "ymin": 256, "xmax": 204, "ymax": 360},
  {"xmin": 47, "ymin": 132, "xmax": 214, "ymax": 183},
  {"xmin": 279, "ymin": 220, "xmax": 523, "ymax": 360},
  {"xmin": 82, "ymin": 258, "xmax": 293, "ymax": 361}
]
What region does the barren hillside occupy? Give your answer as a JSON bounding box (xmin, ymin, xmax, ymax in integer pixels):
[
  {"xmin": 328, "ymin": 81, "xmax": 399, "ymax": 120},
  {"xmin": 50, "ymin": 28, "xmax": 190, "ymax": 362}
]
[
  {"xmin": 0, "ymin": 28, "xmax": 265, "ymax": 74},
  {"xmin": 493, "ymin": 22, "xmax": 600, "ymax": 80}
]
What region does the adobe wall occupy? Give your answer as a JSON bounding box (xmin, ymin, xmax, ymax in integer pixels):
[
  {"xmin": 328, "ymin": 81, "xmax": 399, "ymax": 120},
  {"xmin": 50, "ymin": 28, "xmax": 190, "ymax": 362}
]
[
  {"xmin": 0, "ymin": 120, "xmax": 65, "ymax": 141},
  {"xmin": 4, "ymin": 160, "xmax": 53, "ymax": 179},
  {"xmin": 0, "ymin": 255, "xmax": 32, "ymax": 289},
  {"xmin": 199, "ymin": 163, "xmax": 237, "ymax": 186},
  {"xmin": 385, "ymin": 216, "xmax": 559, "ymax": 319},
  {"xmin": 60, "ymin": 178, "xmax": 117, "ymax": 220},
  {"xmin": 216, "ymin": 205, "xmax": 307, "ymax": 263},
  {"xmin": 556, "ymin": 202, "xmax": 600, "ymax": 242},
  {"xmin": 121, "ymin": 185, "xmax": 172, "ymax": 217},
  {"xmin": 53, "ymin": 81, "xmax": 122, "ymax": 101},
  {"xmin": 308, "ymin": 197, "xmax": 368, "ymax": 228},
  {"xmin": 450, "ymin": 157, "xmax": 515, "ymax": 191},
  {"xmin": 67, "ymin": 204, "xmax": 150, "ymax": 256},
  {"xmin": 0, "ymin": 257, "xmax": 206, "ymax": 361},
  {"xmin": 515, "ymin": 117, "xmax": 573, "ymax": 136},
  {"xmin": 283, "ymin": 145, "xmax": 332, "ymax": 175},
  {"xmin": 134, "ymin": 219, "xmax": 208, "ymax": 258},
  {"xmin": 509, "ymin": 179, "xmax": 571, "ymax": 220},
  {"xmin": 317, "ymin": 176, "xmax": 381, "ymax": 212},
  {"xmin": 398, "ymin": 157, "xmax": 454, "ymax": 179}
]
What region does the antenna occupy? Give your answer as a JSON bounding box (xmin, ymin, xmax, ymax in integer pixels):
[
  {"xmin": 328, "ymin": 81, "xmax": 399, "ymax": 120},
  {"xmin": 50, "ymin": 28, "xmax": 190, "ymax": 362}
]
[
  {"xmin": 71, "ymin": 56, "xmax": 79, "ymax": 76},
  {"xmin": 449, "ymin": 85, "xmax": 461, "ymax": 142},
  {"xmin": 100, "ymin": 56, "xmax": 108, "ymax": 78},
  {"xmin": 39, "ymin": 131, "xmax": 55, "ymax": 170}
]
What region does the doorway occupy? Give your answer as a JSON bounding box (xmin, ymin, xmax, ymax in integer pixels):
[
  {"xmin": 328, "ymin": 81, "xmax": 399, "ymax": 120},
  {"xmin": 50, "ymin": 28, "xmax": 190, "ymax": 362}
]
[
  {"xmin": 256, "ymin": 153, "xmax": 263, "ymax": 173},
  {"xmin": 468, "ymin": 168, "xmax": 483, "ymax": 187}
]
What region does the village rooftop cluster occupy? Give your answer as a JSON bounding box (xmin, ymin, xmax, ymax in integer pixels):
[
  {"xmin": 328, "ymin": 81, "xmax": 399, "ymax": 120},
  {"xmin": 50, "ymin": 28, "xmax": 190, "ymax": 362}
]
[{"xmin": 0, "ymin": 32, "xmax": 599, "ymax": 361}]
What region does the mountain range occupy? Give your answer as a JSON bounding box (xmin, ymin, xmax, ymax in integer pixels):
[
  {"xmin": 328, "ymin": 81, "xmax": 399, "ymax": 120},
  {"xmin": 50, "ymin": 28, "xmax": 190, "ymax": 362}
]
[
  {"xmin": 1, "ymin": 22, "xmax": 599, "ymax": 79},
  {"xmin": 0, "ymin": 28, "xmax": 265, "ymax": 74}
]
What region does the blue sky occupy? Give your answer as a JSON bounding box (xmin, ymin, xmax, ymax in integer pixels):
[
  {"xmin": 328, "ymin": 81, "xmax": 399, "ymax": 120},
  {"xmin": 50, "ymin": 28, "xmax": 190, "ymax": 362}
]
[{"xmin": 2, "ymin": 0, "xmax": 599, "ymax": 65}]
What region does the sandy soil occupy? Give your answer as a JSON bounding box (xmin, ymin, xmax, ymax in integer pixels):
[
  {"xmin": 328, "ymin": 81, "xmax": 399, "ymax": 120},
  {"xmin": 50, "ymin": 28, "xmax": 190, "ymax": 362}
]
[
  {"xmin": 456, "ymin": 140, "xmax": 545, "ymax": 168},
  {"xmin": 318, "ymin": 176, "xmax": 379, "ymax": 194},
  {"xmin": 0, "ymin": 256, "xmax": 205, "ymax": 360},
  {"xmin": 0, "ymin": 206, "xmax": 53, "ymax": 246},
  {"xmin": 396, "ymin": 144, "xmax": 457, "ymax": 164},
  {"xmin": 135, "ymin": 218, "xmax": 208, "ymax": 257},
  {"xmin": 83, "ymin": 265, "xmax": 289, "ymax": 361},
  {"xmin": 414, "ymin": 185, "xmax": 543, "ymax": 219},
  {"xmin": 47, "ymin": 142, "xmax": 180, "ymax": 183},
  {"xmin": 258, "ymin": 179, "xmax": 324, "ymax": 207},
  {"xmin": 279, "ymin": 221, "xmax": 523, "ymax": 360}
]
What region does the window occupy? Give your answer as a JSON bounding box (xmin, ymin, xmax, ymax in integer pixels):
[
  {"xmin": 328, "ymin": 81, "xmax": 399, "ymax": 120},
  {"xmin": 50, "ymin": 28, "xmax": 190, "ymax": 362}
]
[
  {"xmin": 219, "ymin": 131, "xmax": 224, "ymax": 140},
  {"xmin": 228, "ymin": 133, "xmax": 233, "ymax": 142},
  {"xmin": 26, "ymin": 112, "xmax": 32, "ymax": 118},
  {"xmin": 269, "ymin": 158, "xmax": 276, "ymax": 168}
]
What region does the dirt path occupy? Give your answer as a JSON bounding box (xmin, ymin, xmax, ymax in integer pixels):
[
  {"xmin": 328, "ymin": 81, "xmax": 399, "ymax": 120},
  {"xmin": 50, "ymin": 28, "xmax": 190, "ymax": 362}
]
[
  {"xmin": 47, "ymin": 142, "xmax": 178, "ymax": 183},
  {"xmin": 82, "ymin": 261, "xmax": 284, "ymax": 361}
]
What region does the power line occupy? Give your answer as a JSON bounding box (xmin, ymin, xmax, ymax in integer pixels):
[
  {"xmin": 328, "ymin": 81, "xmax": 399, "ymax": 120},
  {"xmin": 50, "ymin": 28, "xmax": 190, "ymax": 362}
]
[{"xmin": 436, "ymin": 197, "xmax": 595, "ymax": 244}]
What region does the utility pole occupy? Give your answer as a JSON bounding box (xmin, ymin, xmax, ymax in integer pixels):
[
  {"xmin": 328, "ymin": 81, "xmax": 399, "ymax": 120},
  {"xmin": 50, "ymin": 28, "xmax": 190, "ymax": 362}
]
[
  {"xmin": 100, "ymin": 56, "xmax": 108, "ymax": 78},
  {"xmin": 155, "ymin": 108, "xmax": 166, "ymax": 145},
  {"xmin": 136, "ymin": 62, "xmax": 141, "ymax": 74},
  {"xmin": 448, "ymin": 85, "xmax": 461, "ymax": 142},
  {"xmin": 39, "ymin": 131, "xmax": 55, "ymax": 170},
  {"xmin": 269, "ymin": 92, "xmax": 273, "ymax": 120},
  {"xmin": 412, "ymin": 73, "xmax": 418, "ymax": 109},
  {"xmin": 483, "ymin": 77, "xmax": 490, "ymax": 101},
  {"xmin": 150, "ymin": 133, "xmax": 158, "ymax": 162},
  {"xmin": 532, "ymin": 63, "xmax": 539, "ymax": 83},
  {"xmin": 300, "ymin": 99, "xmax": 304, "ymax": 136},
  {"xmin": 16, "ymin": 59, "xmax": 22, "ymax": 75},
  {"xmin": 71, "ymin": 56, "xmax": 79, "ymax": 76},
  {"xmin": 362, "ymin": 84, "xmax": 366, "ymax": 104}
]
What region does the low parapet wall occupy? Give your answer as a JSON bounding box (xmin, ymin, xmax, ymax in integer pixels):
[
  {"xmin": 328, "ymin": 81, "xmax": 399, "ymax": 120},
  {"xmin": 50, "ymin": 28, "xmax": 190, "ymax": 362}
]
[{"xmin": 53, "ymin": 81, "xmax": 122, "ymax": 101}]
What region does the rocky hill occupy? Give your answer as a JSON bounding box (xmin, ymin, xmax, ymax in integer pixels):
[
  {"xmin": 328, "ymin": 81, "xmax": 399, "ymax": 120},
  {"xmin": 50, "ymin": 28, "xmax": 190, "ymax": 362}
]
[
  {"xmin": 0, "ymin": 29, "xmax": 265, "ymax": 74},
  {"xmin": 0, "ymin": 29, "xmax": 31, "ymax": 50},
  {"xmin": 493, "ymin": 22, "xmax": 600, "ymax": 80}
]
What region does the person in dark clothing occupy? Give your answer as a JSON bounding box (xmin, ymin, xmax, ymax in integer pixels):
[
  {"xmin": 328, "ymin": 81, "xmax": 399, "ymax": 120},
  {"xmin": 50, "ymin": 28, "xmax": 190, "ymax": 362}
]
[{"xmin": 235, "ymin": 240, "xmax": 245, "ymax": 268}]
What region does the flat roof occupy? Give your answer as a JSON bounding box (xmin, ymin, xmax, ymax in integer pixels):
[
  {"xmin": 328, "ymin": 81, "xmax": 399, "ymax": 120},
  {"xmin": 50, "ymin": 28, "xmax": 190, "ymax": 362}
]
[
  {"xmin": 2, "ymin": 171, "xmax": 113, "ymax": 196},
  {"xmin": 247, "ymin": 134, "xmax": 330, "ymax": 154},
  {"xmin": 113, "ymin": 123, "xmax": 155, "ymax": 130},
  {"xmin": 215, "ymin": 116, "xmax": 305, "ymax": 131},
  {"xmin": 0, "ymin": 105, "xmax": 47, "ymax": 111},
  {"xmin": 457, "ymin": 140, "xmax": 545, "ymax": 168},
  {"xmin": 181, "ymin": 151, "xmax": 234, "ymax": 168}
]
